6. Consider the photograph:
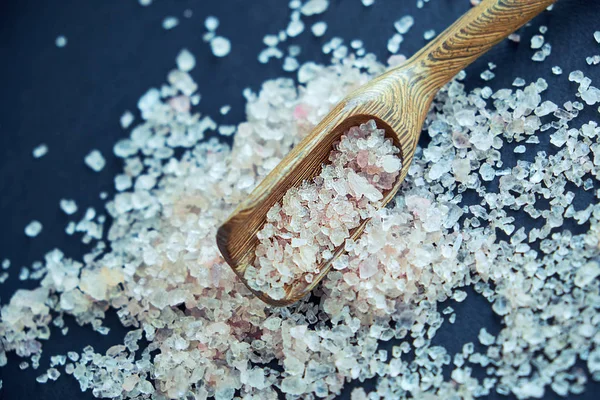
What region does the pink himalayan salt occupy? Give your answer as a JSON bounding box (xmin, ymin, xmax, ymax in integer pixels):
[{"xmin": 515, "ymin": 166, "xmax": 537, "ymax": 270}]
[
  {"xmin": 244, "ymin": 119, "xmax": 402, "ymax": 300},
  {"xmin": 168, "ymin": 95, "xmax": 191, "ymax": 113}
]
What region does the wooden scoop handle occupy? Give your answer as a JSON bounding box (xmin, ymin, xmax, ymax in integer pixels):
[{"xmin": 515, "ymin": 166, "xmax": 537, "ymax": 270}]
[{"xmin": 407, "ymin": 0, "xmax": 556, "ymax": 93}]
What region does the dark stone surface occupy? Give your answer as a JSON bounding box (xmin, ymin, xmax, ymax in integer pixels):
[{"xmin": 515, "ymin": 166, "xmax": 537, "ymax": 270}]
[{"xmin": 0, "ymin": 0, "xmax": 598, "ymax": 399}]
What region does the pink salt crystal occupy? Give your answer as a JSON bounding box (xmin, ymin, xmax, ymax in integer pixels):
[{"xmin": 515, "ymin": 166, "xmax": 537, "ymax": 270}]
[
  {"xmin": 358, "ymin": 257, "xmax": 378, "ymax": 279},
  {"xmin": 293, "ymin": 104, "xmax": 309, "ymax": 120},
  {"xmin": 168, "ymin": 95, "xmax": 191, "ymax": 113},
  {"xmin": 356, "ymin": 150, "xmax": 369, "ymax": 168}
]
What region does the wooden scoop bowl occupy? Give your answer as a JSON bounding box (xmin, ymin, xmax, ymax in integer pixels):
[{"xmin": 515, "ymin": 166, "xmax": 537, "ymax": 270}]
[{"xmin": 217, "ymin": 0, "xmax": 555, "ymax": 306}]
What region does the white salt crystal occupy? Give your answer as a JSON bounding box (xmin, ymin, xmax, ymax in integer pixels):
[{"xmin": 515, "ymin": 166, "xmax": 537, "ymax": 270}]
[
  {"xmin": 310, "ymin": 21, "xmax": 327, "ymax": 37},
  {"xmin": 25, "ymin": 220, "xmax": 43, "ymax": 237},
  {"xmin": 387, "ymin": 34, "xmax": 403, "ymax": 53},
  {"xmin": 381, "ymin": 155, "xmax": 401, "ymax": 173},
  {"xmin": 32, "ymin": 144, "xmax": 48, "ymax": 158},
  {"xmin": 574, "ymin": 261, "xmax": 600, "ymax": 287},
  {"xmin": 514, "ymin": 145, "xmax": 526, "ymax": 154},
  {"xmin": 552, "ymin": 66, "xmax": 562, "ymax": 75},
  {"xmin": 138, "ymin": 0, "xmax": 152, "ymax": 5},
  {"xmin": 361, "ymin": 0, "xmax": 375, "ymax": 6},
  {"xmin": 205, "ymin": 16, "xmax": 219, "ymax": 31},
  {"xmin": 286, "ymin": 19, "xmax": 305, "ymax": 37},
  {"xmin": 220, "ymin": 105, "xmax": 231, "ymax": 115},
  {"xmin": 1, "ymin": 259, "xmax": 9, "ymax": 270},
  {"xmin": 176, "ymin": 49, "xmax": 196, "ymax": 72},
  {"xmin": 60, "ymin": 199, "xmax": 78, "ymax": 215},
  {"xmin": 120, "ymin": 111, "xmax": 134, "ymax": 129},
  {"xmin": 530, "ymin": 34, "xmax": 544, "ymax": 49},
  {"xmin": 162, "ymin": 17, "xmax": 179, "ymax": 30},
  {"xmin": 512, "ymin": 77, "xmax": 526, "ymax": 87},
  {"xmin": 480, "ymin": 70, "xmax": 495, "ymax": 81},
  {"xmin": 394, "ymin": 15, "xmax": 414, "ymax": 34},
  {"xmin": 55, "ymin": 35, "xmax": 67, "ymax": 48},
  {"xmin": 594, "ymin": 31, "xmax": 600, "ymax": 44},
  {"xmin": 478, "ymin": 328, "xmax": 495, "ymax": 345},
  {"xmin": 300, "ymin": 0, "xmax": 329, "ymax": 16},
  {"xmin": 210, "ymin": 36, "xmax": 231, "ymax": 57},
  {"xmin": 84, "ymin": 150, "xmax": 106, "ymax": 172},
  {"xmin": 283, "ymin": 57, "xmax": 300, "ymax": 72},
  {"xmin": 424, "ymin": 30, "xmax": 436, "ymax": 40}
]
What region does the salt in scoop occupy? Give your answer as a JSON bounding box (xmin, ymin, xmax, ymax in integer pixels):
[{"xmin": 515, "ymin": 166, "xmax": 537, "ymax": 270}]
[{"xmin": 217, "ymin": 0, "xmax": 556, "ymax": 306}]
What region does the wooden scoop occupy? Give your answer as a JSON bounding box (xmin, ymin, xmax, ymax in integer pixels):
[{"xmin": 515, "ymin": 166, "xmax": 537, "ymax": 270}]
[{"xmin": 217, "ymin": 0, "xmax": 555, "ymax": 306}]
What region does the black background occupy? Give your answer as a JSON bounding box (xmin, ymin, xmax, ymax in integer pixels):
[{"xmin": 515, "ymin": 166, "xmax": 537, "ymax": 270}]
[{"xmin": 1, "ymin": 0, "xmax": 599, "ymax": 399}]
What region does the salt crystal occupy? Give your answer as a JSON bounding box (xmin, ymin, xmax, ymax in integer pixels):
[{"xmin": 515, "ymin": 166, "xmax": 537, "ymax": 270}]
[
  {"xmin": 514, "ymin": 145, "xmax": 526, "ymax": 153},
  {"xmin": 394, "ymin": 15, "xmax": 414, "ymax": 34},
  {"xmin": 530, "ymin": 34, "xmax": 544, "ymax": 49},
  {"xmin": 300, "ymin": 0, "xmax": 329, "ymax": 16},
  {"xmin": 120, "ymin": 111, "xmax": 134, "ymax": 129},
  {"xmin": 311, "ymin": 22, "xmax": 327, "ymax": 37},
  {"xmin": 220, "ymin": 105, "xmax": 231, "ymax": 115},
  {"xmin": 512, "ymin": 77, "xmax": 526, "ymax": 87},
  {"xmin": 287, "ymin": 19, "xmax": 305, "ymax": 37},
  {"xmin": 25, "ymin": 221, "xmax": 43, "ymax": 237},
  {"xmin": 574, "ymin": 261, "xmax": 600, "ymax": 287},
  {"xmin": 594, "ymin": 31, "xmax": 600, "ymax": 44},
  {"xmin": 210, "ymin": 36, "xmax": 231, "ymax": 57},
  {"xmin": 176, "ymin": 49, "xmax": 196, "ymax": 72},
  {"xmin": 55, "ymin": 35, "xmax": 67, "ymax": 48},
  {"xmin": 478, "ymin": 328, "xmax": 495, "ymax": 345},
  {"xmin": 84, "ymin": 150, "xmax": 106, "ymax": 172},
  {"xmin": 59, "ymin": 199, "xmax": 78, "ymax": 215},
  {"xmin": 480, "ymin": 70, "xmax": 495, "ymax": 81},
  {"xmin": 162, "ymin": 17, "xmax": 179, "ymax": 30},
  {"xmin": 361, "ymin": 0, "xmax": 375, "ymax": 6},
  {"xmin": 32, "ymin": 144, "xmax": 48, "ymax": 158},
  {"xmin": 205, "ymin": 16, "xmax": 219, "ymax": 31},
  {"xmin": 552, "ymin": 66, "xmax": 563, "ymax": 75},
  {"xmin": 424, "ymin": 29, "xmax": 436, "ymax": 40}
]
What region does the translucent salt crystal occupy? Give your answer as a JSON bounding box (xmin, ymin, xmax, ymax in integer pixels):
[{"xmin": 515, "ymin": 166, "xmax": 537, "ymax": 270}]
[
  {"xmin": 589, "ymin": 348, "xmax": 600, "ymax": 373},
  {"xmin": 176, "ymin": 49, "xmax": 196, "ymax": 72},
  {"xmin": 479, "ymin": 163, "xmax": 495, "ymax": 181},
  {"xmin": 25, "ymin": 220, "xmax": 43, "ymax": 237},
  {"xmin": 55, "ymin": 35, "xmax": 67, "ymax": 48},
  {"xmin": 59, "ymin": 199, "xmax": 78, "ymax": 215},
  {"xmin": 47, "ymin": 368, "xmax": 60, "ymax": 380},
  {"xmin": 138, "ymin": 0, "xmax": 152, "ymax": 5},
  {"xmin": 574, "ymin": 261, "xmax": 600, "ymax": 287},
  {"xmin": 358, "ymin": 257, "xmax": 378, "ymax": 279},
  {"xmin": 480, "ymin": 70, "xmax": 495, "ymax": 81},
  {"xmin": 300, "ymin": 0, "xmax": 329, "ymax": 16},
  {"xmin": 84, "ymin": 150, "xmax": 106, "ymax": 172},
  {"xmin": 387, "ymin": 34, "xmax": 403, "ymax": 53},
  {"xmin": 535, "ymin": 100, "xmax": 558, "ymax": 116},
  {"xmin": 162, "ymin": 16, "xmax": 179, "ymax": 30},
  {"xmin": 568, "ymin": 70, "xmax": 584, "ymax": 83},
  {"xmin": 361, "ymin": 0, "xmax": 375, "ymax": 6},
  {"xmin": 552, "ymin": 66, "xmax": 562, "ymax": 75},
  {"xmin": 512, "ymin": 77, "xmax": 526, "ymax": 87},
  {"xmin": 1, "ymin": 259, "xmax": 9, "ymax": 269},
  {"xmin": 514, "ymin": 145, "xmax": 526, "ymax": 154},
  {"xmin": 220, "ymin": 105, "xmax": 231, "ymax": 115},
  {"xmin": 455, "ymin": 109, "xmax": 476, "ymax": 126},
  {"xmin": 347, "ymin": 170, "xmax": 382, "ymax": 202},
  {"xmin": 205, "ymin": 16, "xmax": 219, "ymax": 31},
  {"xmin": 32, "ymin": 143, "xmax": 48, "ymax": 159},
  {"xmin": 381, "ymin": 155, "xmax": 401, "ymax": 173},
  {"xmin": 532, "ymin": 51, "xmax": 546, "ymax": 62},
  {"xmin": 120, "ymin": 111, "xmax": 134, "ymax": 129},
  {"xmin": 508, "ymin": 33, "xmax": 520, "ymax": 42},
  {"xmin": 394, "ymin": 15, "xmax": 414, "ymax": 34},
  {"xmin": 530, "ymin": 34, "xmax": 544, "ymax": 49},
  {"xmin": 492, "ymin": 295, "xmax": 509, "ymax": 315},
  {"xmin": 36, "ymin": 374, "xmax": 48, "ymax": 383},
  {"xmin": 67, "ymin": 351, "xmax": 79, "ymax": 361},
  {"xmin": 311, "ymin": 21, "xmax": 327, "ymax": 37},
  {"xmin": 581, "ymin": 86, "xmax": 600, "ymax": 106},
  {"xmin": 478, "ymin": 328, "xmax": 495, "ymax": 345},
  {"xmin": 210, "ymin": 36, "xmax": 231, "ymax": 57},
  {"xmin": 287, "ymin": 19, "xmax": 305, "ymax": 37},
  {"xmin": 453, "ymin": 290, "xmax": 467, "ymax": 302},
  {"xmin": 424, "ymin": 29, "xmax": 435, "ymax": 40},
  {"xmin": 283, "ymin": 57, "xmax": 299, "ymax": 72},
  {"xmin": 594, "ymin": 31, "xmax": 600, "ymax": 44},
  {"xmin": 218, "ymin": 125, "xmax": 236, "ymax": 136}
]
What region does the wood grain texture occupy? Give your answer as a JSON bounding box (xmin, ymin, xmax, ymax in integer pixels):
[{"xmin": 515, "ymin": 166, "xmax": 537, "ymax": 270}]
[{"xmin": 217, "ymin": 0, "xmax": 556, "ymax": 306}]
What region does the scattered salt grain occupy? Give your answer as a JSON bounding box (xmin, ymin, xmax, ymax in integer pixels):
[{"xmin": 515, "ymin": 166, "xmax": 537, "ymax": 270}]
[
  {"xmin": 210, "ymin": 36, "xmax": 231, "ymax": 57},
  {"xmin": 480, "ymin": 70, "xmax": 495, "ymax": 81},
  {"xmin": 286, "ymin": 19, "xmax": 305, "ymax": 37},
  {"xmin": 1, "ymin": 259, "xmax": 9, "ymax": 270},
  {"xmin": 220, "ymin": 105, "xmax": 231, "ymax": 115},
  {"xmin": 24, "ymin": 221, "xmax": 42, "ymax": 237},
  {"xmin": 205, "ymin": 16, "xmax": 219, "ymax": 31},
  {"xmin": 552, "ymin": 66, "xmax": 563, "ymax": 75},
  {"xmin": 394, "ymin": 15, "xmax": 414, "ymax": 34},
  {"xmin": 594, "ymin": 31, "xmax": 600, "ymax": 44},
  {"xmin": 301, "ymin": 0, "xmax": 329, "ymax": 16},
  {"xmin": 32, "ymin": 144, "xmax": 48, "ymax": 158},
  {"xmin": 530, "ymin": 34, "xmax": 544, "ymax": 49},
  {"xmin": 310, "ymin": 21, "xmax": 327, "ymax": 37},
  {"xmin": 176, "ymin": 49, "xmax": 196, "ymax": 72},
  {"xmin": 59, "ymin": 199, "xmax": 78, "ymax": 215},
  {"xmin": 84, "ymin": 150, "xmax": 106, "ymax": 172},
  {"xmin": 55, "ymin": 35, "xmax": 67, "ymax": 48},
  {"xmin": 361, "ymin": 0, "xmax": 375, "ymax": 6},
  {"xmin": 424, "ymin": 29, "xmax": 435, "ymax": 40},
  {"xmin": 162, "ymin": 16, "xmax": 179, "ymax": 30},
  {"xmin": 120, "ymin": 111, "xmax": 134, "ymax": 129},
  {"xmin": 514, "ymin": 145, "xmax": 526, "ymax": 153}
]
